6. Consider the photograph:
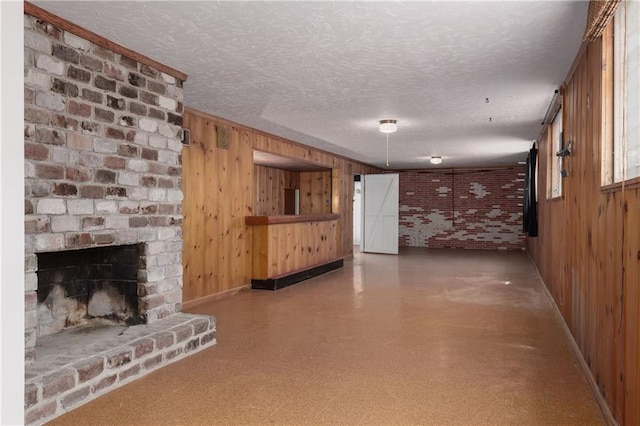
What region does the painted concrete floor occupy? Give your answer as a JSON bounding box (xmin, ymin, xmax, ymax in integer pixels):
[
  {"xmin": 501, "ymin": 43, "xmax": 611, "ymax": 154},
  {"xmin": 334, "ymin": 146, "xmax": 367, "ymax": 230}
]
[{"xmin": 50, "ymin": 248, "xmax": 605, "ymax": 425}]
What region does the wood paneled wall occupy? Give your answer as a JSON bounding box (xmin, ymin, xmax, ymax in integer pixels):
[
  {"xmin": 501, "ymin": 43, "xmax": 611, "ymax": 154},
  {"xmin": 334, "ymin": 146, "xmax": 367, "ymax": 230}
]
[
  {"xmin": 253, "ymin": 165, "xmax": 299, "ymax": 216},
  {"xmin": 182, "ymin": 108, "xmax": 379, "ymax": 305},
  {"xmin": 299, "ymin": 171, "xmax": 332, "ymax": 214},
  {"xmin": 528, "ymin": 24, "xmax": 640, "ymax": 425},
  {"xmin": 251, "ymin": 220, "xmax": 338, "ymax": 279}
]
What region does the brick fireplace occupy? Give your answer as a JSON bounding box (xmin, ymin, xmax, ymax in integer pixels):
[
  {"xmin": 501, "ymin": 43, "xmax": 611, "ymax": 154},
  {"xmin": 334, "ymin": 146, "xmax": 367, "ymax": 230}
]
[
  {"xmin": 23, "ymin": 7, "xmax": 216, "ymax": 424},
  {"xmin": 36, "ymin": 244, "xmax": 143, "ymax": 336},
  {"xmin": 24, "ymin": 8, "xmax": 187, "ymax": 360}
]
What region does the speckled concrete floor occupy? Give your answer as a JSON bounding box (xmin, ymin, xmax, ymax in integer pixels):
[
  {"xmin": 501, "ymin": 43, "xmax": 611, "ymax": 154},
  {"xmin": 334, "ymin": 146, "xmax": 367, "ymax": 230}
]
[{"xmin": 50, "ymin": 248, "xmax": 605, "ymax": 425}]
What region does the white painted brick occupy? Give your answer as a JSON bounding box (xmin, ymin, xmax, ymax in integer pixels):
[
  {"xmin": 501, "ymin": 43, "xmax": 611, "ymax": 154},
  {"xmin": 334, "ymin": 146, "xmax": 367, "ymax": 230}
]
[
  {"xmin": 24, "ymin": 15, "xmax": 34, "ymax": 29},
  {"xmin": 25, "ymin": 254, "xmax": 38, "ymax": 273},
  {"xmin": 25, "ymin": 124, "xmax": 36, "ymax": 139},
  {"xmin": 95, "ymin": 200, "xmax": 118, "ymax": 214},
  {"xmin": 149, "ymin": 134, "xmax": 167, "ymax": 149},
  {"xmin": 25, "ymin": 161, "xmax": 35, "ymax": 178},
  {"xmin": 24, "ymin": 69, "xmax": 50, "ymax": 90},
  {"xmin": 137, "ymin": 228, "xmax": 158, "ymax": 242},
  {"xmin": 35, "ymin": 54, "xmax": 64, "ymax": 75},
  {"xmin": 93, "ymin": 138, "xmax": 117, "ymax": 153},
  {"xmin": 145, "ymin": 241, "xmax": 166, "ymax": 255},
  {"xmin": 37, "ymin": 199, "xmax": 66, "ymax": 215},
  {"xmin": 25, "ymin": 235, "xmax": 36, "ymax": 253},
  {"xmin": 25, "ymin": 272, "xmax": 38, "ymax": 292},
  {"xmin": 115, "ymin": 229, "xmax": 138, "ymax": 244},
  {"xmin": 25, "ymin": 47, "xmax": 34, "ymax": 69},
  {"xmin": 63, "ymin": 32, "xmax": 91, "ymax": 51},
  {"xmin": 36, "ymin": 91, "xmax": 65, "ymax": 112},
  {"xmin": 119, "ymin": 171, "xmax": 140, "ymax": 186},
  {"xmin": 165, "ymin": 264, "xmax": 183, "ymax": 279},
  {"xmin": 24, "ymin": 30, "xmax": 51, "ymax": 55},
  {"xmin": 25, "ymin": 310, "xmax": 38, "ymax": 330},
  {"xmin": 158, "ymin": 150, "xmax": 179, "ymax": 165},
  {"xmin": 146, "ymin": 266, "xmax": 165, "ymax": 283},
  {"xmin": 128, "ymin": 187, "xmax": 148, "ymax": 200},
  {"xmin": 158, "ymin": 123, "xmax": 175, "ymax": 138},
  {"xmin": 167, "ymin": 138, "xmax": 183, "ymax": 153},
  {"xmin": 79, "ymin": 151, "xmax": 104, "ymax": 168},
  {"xmin": 160, "ymin": 72, "xmax": 176, "ymax": 84},
  {"xmin": 51, "ymin": 216, "xmax": 80, "ymax": 232},
  {"xmin": 134, "ymin": 132, "xmax": 149, "ymax": 145},
  {"xmin": 144, "ymin": 255, "xmax": 158, "ymax": 268},
  {"xmin": 156, "ymin": 278, "xmax": 177, "ymax": 294},
  {"xmin": 158, "ymin": 227, "xmax": 177, "ymax": 240},
  {"xmin": 167, "ymin": 189, "xmax": 183, "ymax": 202},
  {"xmin": 166, "ymin": 85, "xmax": 183, "ymax": 100},
  {"xmin": 67, "ymin": 199, "xmax": 94, "ymax": 215},
  {"xmin": 166, "ymin": 240, "xmax": 183, "ymax": 252},
  {"xmin": 148, "ymin": 188, "xmax": 166, "ymax": 201},
  {"xmin": 163, "ymin": 289, "xmax": 182, "ymax": 304},
  {"xmin": 105, "ymin": 216, "xmax": 129, "ymax": 229},
  {"xmin": 157, "ymin": 253, "xmax": 175, "ymax": 266},
  {"xmin": 139, "ymin": 118, "xmax": 158, "ymax": 133},
  {"xmin": 36, "ymin": 233, "xmax": 65, "ymax": 251},
  {"xmin": 128, "ymin": 159, "xmax": 148, "ymax": 172},
  {"xmin": 158, "ymin": 96, "xmax": 177, "ymax": 111},
  {"xmin": 50, "ymin": 147, "xmax": 70, "ymax": 165}
]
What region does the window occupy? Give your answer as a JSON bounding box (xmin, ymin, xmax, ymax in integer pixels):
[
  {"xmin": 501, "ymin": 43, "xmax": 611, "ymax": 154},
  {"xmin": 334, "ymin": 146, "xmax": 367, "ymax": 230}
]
[
  {"xmin": 548, "ymin": 107, "xmax": 563, "ymax": 198},
  {"xmin": 612, "ymin": 0, "xmax": 640, "ymax": 183}
]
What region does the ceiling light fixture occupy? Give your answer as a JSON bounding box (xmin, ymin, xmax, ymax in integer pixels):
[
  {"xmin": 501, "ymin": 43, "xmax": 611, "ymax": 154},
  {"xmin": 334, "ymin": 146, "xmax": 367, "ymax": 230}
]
[
  {"xmin": 379, "ymin": 119, "xmax": 397, "ymax": 134},
  {"xmin": 430, "ymin": 156, "xmax": 442, "ymax": 165},
  {"xmin": 379, "ymin": 119, "xmax": 398, "ymax": 167}
]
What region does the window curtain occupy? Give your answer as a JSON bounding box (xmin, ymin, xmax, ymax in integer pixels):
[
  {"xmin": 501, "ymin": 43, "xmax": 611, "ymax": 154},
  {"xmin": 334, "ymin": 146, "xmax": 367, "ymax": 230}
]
[
  {"xmin": 522, "ymin": 147, "xmax": 538, "ymax": 237},
  {"xmin": 584, "ymin": 0, "xmax": 621, "ymax": 42}
]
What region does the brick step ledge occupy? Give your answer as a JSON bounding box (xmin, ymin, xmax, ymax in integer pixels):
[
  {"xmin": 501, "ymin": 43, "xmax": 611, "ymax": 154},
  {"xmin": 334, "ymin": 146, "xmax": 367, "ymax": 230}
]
[{"xmin": 25, "ymin": 313, "xmax": 216, "ymax": 425}]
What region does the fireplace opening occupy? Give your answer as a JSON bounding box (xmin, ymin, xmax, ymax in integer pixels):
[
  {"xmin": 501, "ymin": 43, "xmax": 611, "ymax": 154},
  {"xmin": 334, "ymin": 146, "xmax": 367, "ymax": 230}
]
[{"xmin": 36, "ymin": 244, "xmax": 144, "ymax": 337}]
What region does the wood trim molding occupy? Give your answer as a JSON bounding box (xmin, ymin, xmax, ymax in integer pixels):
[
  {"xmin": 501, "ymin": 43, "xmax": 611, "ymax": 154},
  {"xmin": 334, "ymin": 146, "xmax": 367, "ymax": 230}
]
[
  {"xmin": 601, "ymin": 176, "xmax": 640, "ymax": 193},
  {"xmin": 564, "ymin": 41, "xmax": 589, "ymax": 89},
  {"xmin": 24, "ymin": 1, "xmax": 188, "ymax": 81},
  {"xmin": 184, "ymin": 106, "xmax": 381, "ymax": 172},
  {"xmin": 182, "ymin": 285, "xmax": 250, "ymax": 310},
  {"xmin": 245, "ymin": 214, "xmax": 339, "ymax": 226},
  {"xmin": 528, "ymin": 255, "xmax": 618, "ymax": 426}
]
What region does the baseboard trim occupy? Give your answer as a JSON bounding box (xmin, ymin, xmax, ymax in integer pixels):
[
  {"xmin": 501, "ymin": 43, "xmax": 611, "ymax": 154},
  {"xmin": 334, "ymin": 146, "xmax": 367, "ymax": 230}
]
[
  {"xmin": 526, "ymin": 254, "xmax": 618, "ymax": 426},
  {"xmin": 182, "ymin": 285, "xmax": 251, "ymax": 310},
  {"xmin": 251, "ymin": 259, "xmax": 344, "ymax": 291}
]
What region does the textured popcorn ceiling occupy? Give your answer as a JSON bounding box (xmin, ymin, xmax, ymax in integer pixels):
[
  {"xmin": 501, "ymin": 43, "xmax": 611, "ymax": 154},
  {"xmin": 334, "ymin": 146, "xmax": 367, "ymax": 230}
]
[{"xmin": 34, "ymin": 1, "xmax": 588, "ymax": 169}]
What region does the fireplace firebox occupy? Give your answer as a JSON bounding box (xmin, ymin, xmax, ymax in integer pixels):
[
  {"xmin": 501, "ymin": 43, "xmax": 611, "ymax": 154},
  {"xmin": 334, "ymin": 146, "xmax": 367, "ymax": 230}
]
[{"xmin": 36, "ymin": 244, "xmax": 144, "ymax": 337}]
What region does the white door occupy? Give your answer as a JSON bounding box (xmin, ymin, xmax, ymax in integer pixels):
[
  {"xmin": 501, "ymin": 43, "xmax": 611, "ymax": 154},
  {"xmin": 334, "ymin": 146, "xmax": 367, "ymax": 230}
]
[
  {"xmin": 362, "ymin": 174, "xmax": 399, "ymax": 254},
  {"xmin": 353, "ymin": 180, "xmax": 362, "ymax": 246}
]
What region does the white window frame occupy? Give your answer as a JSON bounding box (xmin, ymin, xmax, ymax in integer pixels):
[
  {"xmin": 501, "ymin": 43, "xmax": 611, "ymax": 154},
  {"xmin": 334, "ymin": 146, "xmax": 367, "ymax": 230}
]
[
  {"xmin": 613, "ymin": 0, "xmax": 640, "ymax": 183},
  {"xmin": 548, "ymin": 107, "xmax": 563, "ymax": 199}
]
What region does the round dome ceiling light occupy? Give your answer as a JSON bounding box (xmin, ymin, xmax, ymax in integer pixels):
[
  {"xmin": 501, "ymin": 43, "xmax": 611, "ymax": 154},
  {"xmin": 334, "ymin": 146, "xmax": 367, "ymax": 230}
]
[
  {"xmin": 430, "ymin": 156, "xmax": 443, "ymax": 165},
  {"xmin": 379, "ymin": 119, "xmax": 397, "ymax": 134}
]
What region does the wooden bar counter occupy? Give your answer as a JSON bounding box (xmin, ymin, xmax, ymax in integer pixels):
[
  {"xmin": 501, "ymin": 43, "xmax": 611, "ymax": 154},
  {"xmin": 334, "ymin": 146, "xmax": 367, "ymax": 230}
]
[{"xmin": 245, "ymin": 214, "xmax": 343, "ymax": 290}]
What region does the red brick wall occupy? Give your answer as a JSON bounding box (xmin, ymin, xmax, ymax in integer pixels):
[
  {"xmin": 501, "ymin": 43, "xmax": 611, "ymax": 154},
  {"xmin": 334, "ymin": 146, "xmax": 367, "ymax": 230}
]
[{"xmin": 399, "ymin": 168, "xmax": 525, "ymax": 250}]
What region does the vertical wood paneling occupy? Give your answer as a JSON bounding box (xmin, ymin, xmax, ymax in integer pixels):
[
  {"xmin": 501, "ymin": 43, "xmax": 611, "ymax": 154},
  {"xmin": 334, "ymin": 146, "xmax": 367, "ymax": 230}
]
[
  {"xmin": 250, "ymin": 220, "xmax": 338, "ymax": 279},
  {"xmin": 253, "ymin": 165, "xmax": 300, "ymax": 216},
  {"xmin": 183, "ymin": 108, "xmax": 379, "ymax": 305},
  {"xmin": 204, "ymin": 119, "xmax": 220, "ymax": 299},
  {"xmin": 527, "ymin": 23, "xmax": 639, "ymax": 425},
  {"xmin": 299, "ymin": 171, "xmax": 332, "ymax": 214}
]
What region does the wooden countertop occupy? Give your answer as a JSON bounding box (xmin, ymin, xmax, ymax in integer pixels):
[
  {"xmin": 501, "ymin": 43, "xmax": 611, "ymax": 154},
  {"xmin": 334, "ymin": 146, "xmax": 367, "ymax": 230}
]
[{"xmin": 245, "ymin": 214, "xmax": 339, "ymax": 225}]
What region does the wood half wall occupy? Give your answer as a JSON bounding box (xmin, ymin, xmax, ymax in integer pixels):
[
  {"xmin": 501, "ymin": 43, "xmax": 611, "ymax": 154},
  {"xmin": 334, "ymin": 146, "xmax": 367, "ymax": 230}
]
[
  {"xmin": 528, "ymin": 23, "xmax": 640, "ymax": 425},
  {"xmin": 182, "ymin": 108, "xmax": 380, "ymax": 306}
]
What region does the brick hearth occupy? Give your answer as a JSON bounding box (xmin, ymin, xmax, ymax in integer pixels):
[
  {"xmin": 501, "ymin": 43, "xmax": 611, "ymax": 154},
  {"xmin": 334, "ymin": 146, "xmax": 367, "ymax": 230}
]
[{"xmin": 25, "ymin": 314, "xmax": 216, "ymax": 424}]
